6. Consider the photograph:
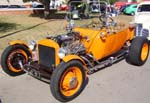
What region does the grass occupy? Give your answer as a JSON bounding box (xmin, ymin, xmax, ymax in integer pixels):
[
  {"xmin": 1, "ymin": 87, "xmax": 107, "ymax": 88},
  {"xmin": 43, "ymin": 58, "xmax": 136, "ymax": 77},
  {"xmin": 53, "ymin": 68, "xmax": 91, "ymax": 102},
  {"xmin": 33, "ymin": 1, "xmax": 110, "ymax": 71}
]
[
  {"xmin": 0, "ymin": 14, "xmax": 133, "ymax": 57},
  {"xmin": 0, "ymin": 14, "xmax": 68, "ymax": 56}
]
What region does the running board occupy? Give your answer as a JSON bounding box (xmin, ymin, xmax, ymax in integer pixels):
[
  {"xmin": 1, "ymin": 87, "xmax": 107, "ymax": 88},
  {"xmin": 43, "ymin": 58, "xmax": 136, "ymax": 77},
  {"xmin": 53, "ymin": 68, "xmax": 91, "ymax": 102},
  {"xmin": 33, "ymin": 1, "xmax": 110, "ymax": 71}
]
[{"xmin": 87, "ymin": 49, "xmax": 127, "ymax": 74}]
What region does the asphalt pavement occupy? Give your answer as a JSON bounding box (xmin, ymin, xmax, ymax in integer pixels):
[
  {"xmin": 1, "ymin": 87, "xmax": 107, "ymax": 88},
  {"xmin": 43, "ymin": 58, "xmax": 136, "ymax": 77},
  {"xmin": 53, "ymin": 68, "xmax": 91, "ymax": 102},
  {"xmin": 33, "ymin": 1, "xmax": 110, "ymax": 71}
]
[{"xmin": 0, "ymin": 58, "xmax": 150, "ymax": 103}]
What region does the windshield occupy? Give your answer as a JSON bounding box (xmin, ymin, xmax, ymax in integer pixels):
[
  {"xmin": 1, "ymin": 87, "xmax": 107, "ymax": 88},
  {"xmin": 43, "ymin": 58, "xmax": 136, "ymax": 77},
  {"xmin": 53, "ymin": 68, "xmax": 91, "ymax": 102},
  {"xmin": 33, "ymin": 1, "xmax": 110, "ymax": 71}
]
[
  {"xmin": 137, "ymin": 4, "xmax": 150, "ymax": 12},
  {"xmin": 50, "ymin": 0, "xmax": 115, "ymax": 35}
]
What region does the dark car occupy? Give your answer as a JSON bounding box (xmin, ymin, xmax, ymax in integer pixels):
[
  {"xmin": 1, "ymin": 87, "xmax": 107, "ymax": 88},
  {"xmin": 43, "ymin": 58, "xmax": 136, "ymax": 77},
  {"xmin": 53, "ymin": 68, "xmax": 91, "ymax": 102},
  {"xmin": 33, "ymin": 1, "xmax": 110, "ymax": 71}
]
[
  {"xmin": 8, "ymin": 5, "xmax": 26, "ymax": 8},
  {"xmin": 33, "ymin": 4, "xmax": 44, "ymax": 8},
  {"xmin": 0, "ymin": 5, "xmax": 9, "ymax": 8},
  {"xmin": 119, "ymin": 4, "xmax": 131, "ymax": 14}
]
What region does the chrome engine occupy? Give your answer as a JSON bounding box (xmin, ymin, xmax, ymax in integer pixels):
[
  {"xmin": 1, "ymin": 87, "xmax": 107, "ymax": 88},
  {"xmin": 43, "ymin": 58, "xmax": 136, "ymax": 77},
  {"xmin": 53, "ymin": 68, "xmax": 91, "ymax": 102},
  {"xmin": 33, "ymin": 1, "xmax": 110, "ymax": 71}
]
[
  {"xmin": 48, "ymin": 32, "xmax": 86, "ymax": 56},
  {"xmin": 61, "ymin": 40, "xmax": 85, "ymax": 55}
]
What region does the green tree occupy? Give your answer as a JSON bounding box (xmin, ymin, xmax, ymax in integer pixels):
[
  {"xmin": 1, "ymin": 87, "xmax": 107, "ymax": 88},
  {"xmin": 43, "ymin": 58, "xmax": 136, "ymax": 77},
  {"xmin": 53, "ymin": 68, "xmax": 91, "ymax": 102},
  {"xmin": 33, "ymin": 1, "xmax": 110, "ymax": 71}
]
[
  {"xmin": 103, "ymin": 0, "xmax": 116, "ymax": 5},
  {"xmin": 109, "ymin": 0, "xmax": 116, "ymax": 4}
]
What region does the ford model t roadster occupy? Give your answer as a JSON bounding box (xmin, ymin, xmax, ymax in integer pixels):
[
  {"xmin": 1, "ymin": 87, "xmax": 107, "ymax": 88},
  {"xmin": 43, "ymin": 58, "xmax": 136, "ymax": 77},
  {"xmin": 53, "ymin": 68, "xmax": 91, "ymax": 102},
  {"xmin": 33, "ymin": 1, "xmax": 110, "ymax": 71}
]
[{"xmin": 1, "ymin": 3, "xmax": 150, "ymax": 102}]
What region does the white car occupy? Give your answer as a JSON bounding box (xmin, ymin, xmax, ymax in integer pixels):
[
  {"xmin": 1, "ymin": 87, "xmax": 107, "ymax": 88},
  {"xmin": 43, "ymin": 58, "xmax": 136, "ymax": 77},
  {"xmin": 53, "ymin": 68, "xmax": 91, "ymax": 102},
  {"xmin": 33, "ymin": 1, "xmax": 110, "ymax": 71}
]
[{"xmin": 134, "ymin": 1, "xmax": 150, "ymax": 40}]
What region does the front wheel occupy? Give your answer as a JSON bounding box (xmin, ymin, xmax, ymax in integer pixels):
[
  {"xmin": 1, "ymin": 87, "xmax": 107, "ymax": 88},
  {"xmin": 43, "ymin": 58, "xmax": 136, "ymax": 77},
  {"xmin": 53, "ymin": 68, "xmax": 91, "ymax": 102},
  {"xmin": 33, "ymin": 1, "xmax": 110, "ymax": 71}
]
[
  {"xmin": 1, "ymin": 45, "xmax": 32, "ymax": 76},
  {"xmin": 131, "ymin": 12, "xmax": 135, "ymax": 16},
  {"xmin": 126, "ymin": 37, "xmax": 149, "ymax": 66},
  {"xmin": 50, "ymin": 60, "xmax": 87, "ymax": 102}
]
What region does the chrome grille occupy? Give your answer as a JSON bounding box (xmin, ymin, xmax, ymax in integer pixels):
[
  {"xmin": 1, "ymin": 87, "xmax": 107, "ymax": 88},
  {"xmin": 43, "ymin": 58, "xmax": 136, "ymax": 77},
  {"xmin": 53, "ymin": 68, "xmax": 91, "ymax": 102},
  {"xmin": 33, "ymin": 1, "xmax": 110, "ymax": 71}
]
[
  {"xmin": 135, "ymin": 23, "xmax": 149, "ymax": 37},
  {"xmin": 38, "ymin": 45, "xmax": 55, "ymax": 68}
]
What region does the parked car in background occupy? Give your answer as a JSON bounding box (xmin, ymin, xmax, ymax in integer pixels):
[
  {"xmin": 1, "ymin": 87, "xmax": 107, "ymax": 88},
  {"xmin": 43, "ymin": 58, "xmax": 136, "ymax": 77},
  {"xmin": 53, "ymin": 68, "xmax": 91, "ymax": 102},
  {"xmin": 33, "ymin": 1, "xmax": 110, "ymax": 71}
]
[
  {"xmin": 114, "ymin": 1, "xmax": 127, "ymax": 9},
  {"xmin": 124, "ymin": 4, "xmax": 137, "ymax": 15},
  {"xmin": 0, "ymin": 5, "xmax": 26, "ymax": 9},
  {"xmin": 134, "ymin": 1, "xmax": 150, "ymax": 40},
  {"xmin": 8, "ymin": 5, "xmax": 26, "ymax": 8},
  {"xmin": 114, "ymin": 1, "xmax": 137, "ymax": 9},
  {"xmin": 32, "ymin": 1, "xmax": 44, "ymax": 8},
  {"xmin": 119, "ymin": 4, "xmax": 131, "ymax": 14},
  {"xmin": 0, "ymin": 5, "xmax": 8, "ymax": 8},
  {"xmin": 59, "ymin": 4, "xmax": 68, "ymax": 11},
  {"xmin": 33, "ymin": 4, "xmax": 44, "ymax": 8}
]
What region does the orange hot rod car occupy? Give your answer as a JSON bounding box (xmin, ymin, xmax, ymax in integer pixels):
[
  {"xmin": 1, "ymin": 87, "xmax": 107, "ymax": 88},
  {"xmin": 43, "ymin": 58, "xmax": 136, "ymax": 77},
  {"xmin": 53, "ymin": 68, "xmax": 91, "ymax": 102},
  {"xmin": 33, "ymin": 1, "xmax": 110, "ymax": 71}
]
[{"xmin": 1, "ymin": 13, "xmax": 149, "ymax": 102}]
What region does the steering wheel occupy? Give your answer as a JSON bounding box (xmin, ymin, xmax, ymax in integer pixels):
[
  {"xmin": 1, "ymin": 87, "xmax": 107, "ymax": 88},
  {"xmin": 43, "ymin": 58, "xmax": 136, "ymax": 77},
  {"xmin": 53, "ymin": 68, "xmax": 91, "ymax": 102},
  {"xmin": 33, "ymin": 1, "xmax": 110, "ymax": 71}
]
[{"xmin": 99, "ymin": 13, "xmax": 114, "ymax": 27}]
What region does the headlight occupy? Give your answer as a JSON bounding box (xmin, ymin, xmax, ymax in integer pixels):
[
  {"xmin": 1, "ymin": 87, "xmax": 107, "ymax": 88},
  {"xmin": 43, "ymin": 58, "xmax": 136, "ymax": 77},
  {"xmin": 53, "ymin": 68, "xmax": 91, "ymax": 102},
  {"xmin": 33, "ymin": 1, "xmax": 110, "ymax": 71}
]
[
  {"xmin": 58, "ymin": 48, "xmax": 67, "ymax": 59},
  {"xmin": 28, "ymin": 40, "xmax": 37, "ymax": 51}
]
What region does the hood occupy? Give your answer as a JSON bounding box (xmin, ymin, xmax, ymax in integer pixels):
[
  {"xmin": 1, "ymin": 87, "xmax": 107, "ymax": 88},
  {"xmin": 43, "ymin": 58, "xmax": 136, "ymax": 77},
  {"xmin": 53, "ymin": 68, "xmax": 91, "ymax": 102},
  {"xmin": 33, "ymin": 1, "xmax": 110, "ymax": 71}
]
[
  {"xmin": 134, "ymin": 12, "xmax": 150, "ymax": 28},
  {"xmin": 134, "ymin": 12, "xmax": 150, "ymax": 23}
]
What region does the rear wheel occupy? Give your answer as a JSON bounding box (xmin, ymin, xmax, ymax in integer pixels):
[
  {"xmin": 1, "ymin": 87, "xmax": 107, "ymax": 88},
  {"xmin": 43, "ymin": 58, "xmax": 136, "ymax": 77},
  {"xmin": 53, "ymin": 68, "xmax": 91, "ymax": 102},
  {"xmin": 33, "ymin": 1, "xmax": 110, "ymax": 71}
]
[
  {"xmin": 1, "ymin": 45, "xmax": 32, "ymax": 76},
  {"xmin": 126, "ymin": 37, "xmax": 149, "ymax": 66},
  {"xmin": 50, "ymin": 60, "xmax": 86, "ymax": 102},
  {"xmin": 131, "ymin": 12, "xmax": 135, "ymax": 16}
]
